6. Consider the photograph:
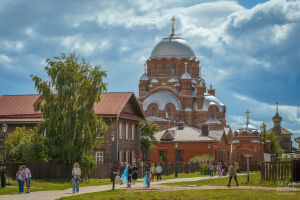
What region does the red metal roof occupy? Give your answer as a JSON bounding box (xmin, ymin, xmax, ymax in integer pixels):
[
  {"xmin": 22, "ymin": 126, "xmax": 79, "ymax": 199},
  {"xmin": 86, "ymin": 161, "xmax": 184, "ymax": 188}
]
[
  {"xmin": 0, "ymin": 92, "xmax": 145, "ymax": 122},
  {"xmin": 0, "ymin": 95, "xmax": 41, "ymax": 116},
  {"xmin": 94, "ymin": 92, "xmax": 133, "ymax": 115}
]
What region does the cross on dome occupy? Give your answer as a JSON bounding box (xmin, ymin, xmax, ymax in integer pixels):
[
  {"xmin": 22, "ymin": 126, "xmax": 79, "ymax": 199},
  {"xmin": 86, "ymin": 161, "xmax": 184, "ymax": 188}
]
[
  {"xmin": 170, "ymin": 16, "xmax": 176, "ymax": 34},
  {"xmin": 245, "ymin": 109, "xmax": 250, "ymax": 131},
  {"xmin": 275, "ymin": 102, "xmax": 279, "ymax": 113}
]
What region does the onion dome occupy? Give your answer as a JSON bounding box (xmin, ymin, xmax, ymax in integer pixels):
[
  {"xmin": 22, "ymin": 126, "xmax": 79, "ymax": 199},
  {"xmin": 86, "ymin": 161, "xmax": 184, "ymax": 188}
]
[
  {"xmin": 180, "ymin": 62, "xmax": 192, "ymax": 80},
  {"xmin": 150, "ymin": 34, "xmax": 196, "ymax": 59},
  {"xmin": 140, "ymin": 73, "xmax": 149, "ymax": 81}
]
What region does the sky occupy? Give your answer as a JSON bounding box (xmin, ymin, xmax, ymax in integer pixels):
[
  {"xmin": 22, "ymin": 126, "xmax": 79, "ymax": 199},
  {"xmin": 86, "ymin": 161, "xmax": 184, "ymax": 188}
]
[{"xmin": 0, "ymin": 0, "xmax": 299, "ymax": 147}]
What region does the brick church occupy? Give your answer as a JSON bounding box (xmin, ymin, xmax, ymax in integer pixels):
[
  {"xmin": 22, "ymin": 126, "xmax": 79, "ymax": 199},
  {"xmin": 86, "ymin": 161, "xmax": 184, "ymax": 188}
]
[{"xmin": 138, "ymin": 17, "xmax": 263, "ymax": 164}]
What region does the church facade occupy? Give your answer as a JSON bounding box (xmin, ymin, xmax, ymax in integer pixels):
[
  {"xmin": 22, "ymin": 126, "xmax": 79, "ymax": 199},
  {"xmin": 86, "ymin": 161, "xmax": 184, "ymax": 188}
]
[
  {"xmin": 138, "ymin": 19, "xmax": 226, "ymax": 132},
  {"xmin": 138, "ymin": 18, "xmax": 264, "ymax": 164}
]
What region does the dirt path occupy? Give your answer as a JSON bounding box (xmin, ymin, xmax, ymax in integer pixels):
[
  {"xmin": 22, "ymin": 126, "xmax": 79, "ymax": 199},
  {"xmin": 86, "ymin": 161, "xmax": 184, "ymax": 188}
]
[{"xmin": 0, "ymin": 174, "xmax": 298, "ymax": 200}]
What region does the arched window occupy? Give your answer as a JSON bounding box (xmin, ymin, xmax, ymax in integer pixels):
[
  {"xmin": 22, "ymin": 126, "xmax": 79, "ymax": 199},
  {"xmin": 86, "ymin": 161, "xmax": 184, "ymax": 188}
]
[
  {"xmin": 189, "ymin": 64, "xmax": 193, "ymax": 75},
  {"xmin": 172, "ymin": 63, "xmax": 176, "ymax": 74},
  {"xmin": 154, "ymin": 64, "xmax": 158, "ymax": 75},
  {"xmin": 182, "ymin": 63, "xmax": 185, "ymax": 73},
  {"xmin": 210, "ymin": 108, "xmax": 215, "ymax": 119},
  {"xmin": 166, "ymin": 107, "xmax": 172, "ymax": 118},
  {"xmin": 151, "ymin": 107, "xmax": 157, "ymax": 116},
  {"xmin": 162, "ymin": 63, "xmax": 166, "ymax": 74}
]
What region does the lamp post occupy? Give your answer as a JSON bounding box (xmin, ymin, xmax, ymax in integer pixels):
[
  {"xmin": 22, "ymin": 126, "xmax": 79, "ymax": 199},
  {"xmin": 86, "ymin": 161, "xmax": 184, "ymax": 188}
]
[
  {"xmin": 175, "ymin": 142, "xmax": 178, "ymax": 178},
  {"xmin": 1, "ymin": 124, "xmax": 7, "ymax": 188},
  {"xmin": 110, "ymin": 135, "xmax": 115, "ymax": 182},
  {"xmin": 208, "ymin": 144, "xmax": 211, "ymax": 161}
]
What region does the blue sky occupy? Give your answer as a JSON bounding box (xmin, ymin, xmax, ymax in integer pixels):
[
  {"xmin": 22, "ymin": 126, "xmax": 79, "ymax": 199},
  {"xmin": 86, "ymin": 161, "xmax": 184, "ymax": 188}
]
[{"xmin": 0, "ymin": 0, "xmax": 299, "ymax": 147}]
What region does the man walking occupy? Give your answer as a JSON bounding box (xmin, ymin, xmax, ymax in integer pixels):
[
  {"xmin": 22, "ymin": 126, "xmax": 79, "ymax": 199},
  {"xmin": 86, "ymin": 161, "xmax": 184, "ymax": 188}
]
[
  {"xmin": 24, "ymin": 165, "xmax": 32, "ymax": 194},
  {"xmin": 156, "ymin": 163, "xmax": 162, "ymax": 181}
]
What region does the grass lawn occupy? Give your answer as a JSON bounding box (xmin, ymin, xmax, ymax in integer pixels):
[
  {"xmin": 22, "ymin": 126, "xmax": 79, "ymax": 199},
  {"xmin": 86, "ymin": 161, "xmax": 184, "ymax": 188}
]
[
  {"xmin": 164, "ymin": 172, "xmax": 300, "ymax": 188},
  {"xmin": 159, "ymin": 172, "xmax": 207, "ymax": 180},
  {"xmin": 59, "ymin": 189, "xmax": 300, "ymax": 200},
  {"xmin": 0, "ymin": 178, "xmax": 111, "ymax": 195}
]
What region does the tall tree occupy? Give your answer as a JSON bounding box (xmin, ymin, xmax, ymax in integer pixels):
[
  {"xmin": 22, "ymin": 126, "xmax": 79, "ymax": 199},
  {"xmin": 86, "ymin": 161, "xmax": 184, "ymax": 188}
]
[
  {"xmin": 260, "ymin": 122, "xmax": 283, "ymax": 156},
  {"xmin": 31, "ymin": 53, "xmax": 107, "ymax": 177},
  {"xmin": 139, "ymin": 121, "xmax": 158, "ymax": 151}
]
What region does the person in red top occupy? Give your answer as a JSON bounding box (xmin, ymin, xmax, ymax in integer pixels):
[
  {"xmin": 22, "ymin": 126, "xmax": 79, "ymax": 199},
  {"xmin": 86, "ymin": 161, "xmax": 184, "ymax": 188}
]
[{"xmin": 227, "ymin": 162, "xmax": 238, "ymax": 187}]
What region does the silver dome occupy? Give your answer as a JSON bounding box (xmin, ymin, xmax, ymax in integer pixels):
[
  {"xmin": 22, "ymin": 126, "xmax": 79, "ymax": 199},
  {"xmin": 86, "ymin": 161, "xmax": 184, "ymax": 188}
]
[
  {"xmin": 140, "ymin": 73, "xmax": 149, "ymax": 81},
  {"xmin": 150, "ymin": 34, "xmax": 197, "ymax": 59},
  {"xmin": 180, "ymin": 72, "xmax": 191, "ymax": 80}
]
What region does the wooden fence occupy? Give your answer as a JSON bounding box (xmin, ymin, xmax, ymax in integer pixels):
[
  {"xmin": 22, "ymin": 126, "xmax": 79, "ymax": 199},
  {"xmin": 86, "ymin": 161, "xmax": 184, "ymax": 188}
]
[
  {"xmin": 5, "ymin": 162, "xmax": 72, "ymax": 179},
  {"xmin": 261, "ymin": 161, "xmax": 292, "ymax": 181}
]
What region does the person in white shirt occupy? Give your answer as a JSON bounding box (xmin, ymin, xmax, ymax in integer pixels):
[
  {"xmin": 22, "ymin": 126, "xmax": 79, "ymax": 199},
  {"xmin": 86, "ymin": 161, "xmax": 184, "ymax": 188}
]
[
  {"xmin": 156, "ymin": 163, "xmax": 162, "ymax": 181},
  {"xmin": 72, "ymin": 163, "xmax": 81, "ymax": 193},
  {"xmin": 24, "ymin": 165, "xmax": 32, "ymax": 193}
]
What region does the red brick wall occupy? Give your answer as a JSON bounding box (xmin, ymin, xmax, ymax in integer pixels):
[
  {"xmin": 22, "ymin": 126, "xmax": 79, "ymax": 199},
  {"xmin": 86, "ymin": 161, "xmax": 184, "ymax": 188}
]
[{"xmin": 149, "ymin": 142, "xmax": 214, "ymax": 163}]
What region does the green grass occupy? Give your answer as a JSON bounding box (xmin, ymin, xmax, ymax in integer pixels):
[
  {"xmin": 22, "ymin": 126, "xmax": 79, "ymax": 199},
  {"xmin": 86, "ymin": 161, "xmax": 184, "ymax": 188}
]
[
  {"xmin": 60, "ymin": 189, "xmax": 300, "ymax": 200},
  {"xmin": 159, "ymin": 172, "xmax": 207, "ymax": 180},
  {"xmin": 0, "ymin": 178, "xmax": 111, "ymax": 195},
  {"xmin": 164, "ymin": 172, "xmax": 300, "ymax": 188}
]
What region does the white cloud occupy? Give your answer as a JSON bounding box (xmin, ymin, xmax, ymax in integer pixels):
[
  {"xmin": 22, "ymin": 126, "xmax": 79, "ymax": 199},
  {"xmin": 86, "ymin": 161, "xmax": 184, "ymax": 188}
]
[
  {"xmin": 0, "ymin": 54, "xmax": 12, "ymax": 64},
  {"xmin": 233, "ymin": 93, "xmax": 300, "ymax": 123},
  {"xmin": 1, "ymin": 41, "xmax": 24, "ymax": 52},
  {"xmin": 61, "ymin": 35, "xmax": 110, "ymax": 55}
]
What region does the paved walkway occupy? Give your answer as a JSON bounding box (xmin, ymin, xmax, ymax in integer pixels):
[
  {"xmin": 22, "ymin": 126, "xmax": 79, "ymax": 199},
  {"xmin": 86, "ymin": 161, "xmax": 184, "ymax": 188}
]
[{"xmin": 1, "ymin": 175, "xmax": 298, "ymax": 200}]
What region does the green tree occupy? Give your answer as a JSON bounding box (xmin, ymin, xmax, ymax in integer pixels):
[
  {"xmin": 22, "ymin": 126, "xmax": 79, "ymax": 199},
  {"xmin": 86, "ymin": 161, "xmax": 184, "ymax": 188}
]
[
  {"xmin": 260, "ymin": 123, "xmax": 283, "ymax": 156},
  {"xmin": 5, "ymin": 127, "xmax": 47, "ymax": 162},
  {"xmin": 31, "ymin": 53, "xmax": 107, "ymax": 178},
  {"xmin": 139, "ymin": 121, "xmax": 158, "ymax": 151}
]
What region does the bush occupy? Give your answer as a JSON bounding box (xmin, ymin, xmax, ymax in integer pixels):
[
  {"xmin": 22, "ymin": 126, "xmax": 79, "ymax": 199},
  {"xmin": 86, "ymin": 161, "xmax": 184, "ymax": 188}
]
[
  {"xmin": 189, "ymin": 154, "xmax": 214, "ymax": 164},
  {"xmin": 199, "ymin": 165, "xmax": 209, "ymax": 175}
]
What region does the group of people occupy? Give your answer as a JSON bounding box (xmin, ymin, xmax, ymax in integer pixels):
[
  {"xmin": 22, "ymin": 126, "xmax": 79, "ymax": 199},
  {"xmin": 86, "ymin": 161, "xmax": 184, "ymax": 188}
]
[
  {"xmin": 118, "ymin": 162, "xmax": 139, "ymax": 187},
  {"xmin": 16, "ymin": 165, "xmax": 31, "ymax": 194},
  {"xmin": 208, "ymin": 162, "xmax": 229, "ymax": 177},
  {"xmin": 117, "ymin": 162, "xmax": 163, "ymax": 188},
  {"xmin": 16, "ymin": 161, "xmax": 238, "ymax": 195},
  {"xmin": 209, "ymin": 162, "xmax": 238, "ymax": 187}
]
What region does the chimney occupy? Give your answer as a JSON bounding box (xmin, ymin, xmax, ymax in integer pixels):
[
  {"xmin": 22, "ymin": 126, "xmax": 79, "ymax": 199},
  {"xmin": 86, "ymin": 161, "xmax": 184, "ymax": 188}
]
[
  {"xmin": 177, "ymin": 121, "xmax": 184, "ymax": 130},
  {"xmin": 202, "ymin": 124, "xmax": 209, "ymax": 136},
  {"xmin": 265, "ymin": 140, "xmax": 271, "ymax": 152}
]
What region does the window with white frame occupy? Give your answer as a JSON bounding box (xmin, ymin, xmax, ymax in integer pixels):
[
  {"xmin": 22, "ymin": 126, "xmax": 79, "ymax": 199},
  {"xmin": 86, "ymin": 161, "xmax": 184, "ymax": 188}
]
[
  {"xmin": 131, "ymin": 151, "xmax": 135, "ymax": 163},
  {"xmin": 132, "ymin": 124, "xmax": 135, "ymax": 140},
  {"xmin": 125, "ymin": 123, "xmax": 128, "ymax": 140},
  {"xmin": 119, "ymin": 150, "xmax": 123, "ymax": 162},
  {"xmin": 125, "ymin": 150, "xmax": 129, "ymax": 162},
  {"xmin": 95, "ymin": 151, "xmax": 104, "ymax": 164},
  {"xmin": 119, "ymin": 122, "xmax": 122, "ymax": 139}
]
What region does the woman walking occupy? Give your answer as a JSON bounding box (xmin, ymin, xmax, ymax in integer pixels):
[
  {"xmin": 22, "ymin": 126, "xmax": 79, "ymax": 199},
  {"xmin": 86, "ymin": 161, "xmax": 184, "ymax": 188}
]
[
  {"xmin": 156, "ymin": 163, "xmax": 162, "ymax": 181},
  {"xmin": 121, "ymin": 163, "xmax": 130, "ymax": 187},
  {"xmin": 16, "ymin": 166, "xmax": 26, "ymax": 194},
  {"xmin": 143, "ymin": 168, "xmax": 151, "ymax": 188},
  {"xmin": 217, "ymin": 162, "xmax": 222, "ymax": 177},
  {"xmin": 227, "ymin": 162, "xmax": 238, "ymax": 187},
  {"xmin": 72, "ymin": 163, "xmax": 81, "ymax": 193},
  {"xmin": 132, "ymin": 163, "xmax": 138, "ymax": 185}
]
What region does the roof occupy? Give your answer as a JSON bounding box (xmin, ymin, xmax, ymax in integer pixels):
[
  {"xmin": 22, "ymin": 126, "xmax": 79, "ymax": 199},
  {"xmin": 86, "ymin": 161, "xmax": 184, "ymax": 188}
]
[
  {"xmin": 154, "ymin": 126, "xmax": 224, "ymax": 142},
  {"xmin": 0, "ymin": 94, "xmax": 41, "ymax": 116},
  {"xmin": 0, "ymin": 92, "xmax": 145, "ymax": 123},
  {"xmin": 150, "ymin": 34, "xmax": 196, "ymax": 59},
  {"xmin": 94, "ymin": 92, "xmax": 133, "ymax": 115},
  {"xmin": 267, "ymin": 126, "xmax": 292, "ymax": 135}
]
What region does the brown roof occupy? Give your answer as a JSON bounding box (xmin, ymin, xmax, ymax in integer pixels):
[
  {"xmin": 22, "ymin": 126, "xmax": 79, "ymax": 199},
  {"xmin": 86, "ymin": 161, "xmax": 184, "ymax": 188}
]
[
  {"xmin": 267, "ymin": 127, "xmax": 292, "ymax": 135},
  {"xmin": 0, "ymin": 92, "xmax": 145, "ymax": 122},
  {"xmin": 94, "ymin": 92, "xmax": 133, "ymax": 115},
  {"xmin": 0, "ymin": 95, "xmax": 41, "ymax": 116}
]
